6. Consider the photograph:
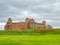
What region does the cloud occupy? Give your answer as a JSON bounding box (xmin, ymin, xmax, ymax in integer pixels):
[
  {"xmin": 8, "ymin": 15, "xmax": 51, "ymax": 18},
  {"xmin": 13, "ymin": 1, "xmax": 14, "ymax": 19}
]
[
  {"xmin": 0, "ymin": 0, "xmax": 60, "ymax": 29},
  {"xmin": 0, "ymin": 23, "xmax": 6, "ymax": 30}
]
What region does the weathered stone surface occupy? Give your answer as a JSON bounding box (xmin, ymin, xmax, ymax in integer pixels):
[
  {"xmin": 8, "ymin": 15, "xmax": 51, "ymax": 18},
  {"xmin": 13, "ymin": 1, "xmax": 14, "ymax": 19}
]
[{"xmin": 5, "ymin": 18, "xmax": 51, "ymax": 30}]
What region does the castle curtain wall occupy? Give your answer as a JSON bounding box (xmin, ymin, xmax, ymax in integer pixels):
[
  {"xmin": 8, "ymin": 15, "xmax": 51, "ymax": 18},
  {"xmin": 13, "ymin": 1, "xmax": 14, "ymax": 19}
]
[{"xmin": 5, "ymin": 18, "xmax": 48, "ymax": 30}]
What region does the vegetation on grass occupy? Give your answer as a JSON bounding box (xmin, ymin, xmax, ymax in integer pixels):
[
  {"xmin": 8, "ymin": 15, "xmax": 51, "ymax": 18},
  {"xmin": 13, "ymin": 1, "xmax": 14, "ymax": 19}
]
[{"xmin": 0, "ymin": 28, "xmax": 60, "ymax": 35}]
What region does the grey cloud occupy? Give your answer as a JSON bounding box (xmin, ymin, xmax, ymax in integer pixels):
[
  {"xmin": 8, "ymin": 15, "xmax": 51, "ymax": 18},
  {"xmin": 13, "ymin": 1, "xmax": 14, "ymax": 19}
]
[{"xmin": 0, "ymin": 0, "xmax": 60, "ymax": 29}]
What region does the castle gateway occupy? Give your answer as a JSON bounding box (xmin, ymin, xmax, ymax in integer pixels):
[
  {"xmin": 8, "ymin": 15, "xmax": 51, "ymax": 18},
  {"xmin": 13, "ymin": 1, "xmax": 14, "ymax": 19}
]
[{"xmin": 5, "ymin": 18, "xmax": 51, "ymax": 30}]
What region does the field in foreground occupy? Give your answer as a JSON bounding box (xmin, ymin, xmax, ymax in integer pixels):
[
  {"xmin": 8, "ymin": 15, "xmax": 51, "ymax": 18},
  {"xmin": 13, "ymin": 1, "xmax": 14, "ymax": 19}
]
[{"xmin": 0, "ymin": 34, "xmax": 60, "ymax": 45}]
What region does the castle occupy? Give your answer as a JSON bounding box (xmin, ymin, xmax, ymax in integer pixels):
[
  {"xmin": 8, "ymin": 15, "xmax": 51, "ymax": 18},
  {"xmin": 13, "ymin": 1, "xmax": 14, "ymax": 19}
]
[{"xmin": 5, "ymin": 18, "xmax": 52, "ymax": 30}]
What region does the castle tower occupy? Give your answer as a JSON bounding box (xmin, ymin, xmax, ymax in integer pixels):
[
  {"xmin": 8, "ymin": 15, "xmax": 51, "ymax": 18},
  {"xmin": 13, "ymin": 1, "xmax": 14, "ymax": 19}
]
[
  {"xmin": 7, "ymin": 18, "xmax": 12, "ymax": 24},
  {"xmin": 5, "ymin": 18, "xmax": 12, "ymax": 30},
  {"xmin": 42, "ymin": 21, "xmax": 46, "ymax": 25},
  {"xmin": 25, "ymin": 18, "xmax": 30, "ymax": 29},
  {"xmin": 47, "ymin": 25, "xmax": 52, "ymax": 29},
  {"xmin": 25, "ymin": 18, "xmax": 35, "ymax": 29},
  {"xmin": 42, "ymin": 21, "xmax": 46, "ymax": 28},
  {"xmin": 30, "ymin": 18, "xmax": 35, "ymax": 23},
  {"xmin": 25, "ymin": 18, "xmax": 30, "ymax": 23}
]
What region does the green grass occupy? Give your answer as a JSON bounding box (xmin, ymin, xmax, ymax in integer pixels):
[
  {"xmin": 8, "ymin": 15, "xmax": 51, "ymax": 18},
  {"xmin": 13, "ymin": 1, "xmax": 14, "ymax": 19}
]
[
  {"xmin": 0, "ymin": 29, "xmax": 60, "ymax": 45},
  {"xmin": 0, "ymin": 34, "xmax": 60, "ymax": 45}
]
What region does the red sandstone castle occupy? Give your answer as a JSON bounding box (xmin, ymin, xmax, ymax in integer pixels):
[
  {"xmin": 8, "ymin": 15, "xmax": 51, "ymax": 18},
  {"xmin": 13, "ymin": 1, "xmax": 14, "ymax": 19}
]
[{"xmin": 5, "ymin": 18, "xmax": 52, "ymax": 30}]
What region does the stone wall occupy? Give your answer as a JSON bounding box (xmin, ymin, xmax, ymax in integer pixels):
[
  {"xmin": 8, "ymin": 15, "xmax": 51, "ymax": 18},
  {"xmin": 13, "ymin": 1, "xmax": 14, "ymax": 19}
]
[{"xmin": 5, "ymin": 18, "xmax": 48, "ymax": 30}]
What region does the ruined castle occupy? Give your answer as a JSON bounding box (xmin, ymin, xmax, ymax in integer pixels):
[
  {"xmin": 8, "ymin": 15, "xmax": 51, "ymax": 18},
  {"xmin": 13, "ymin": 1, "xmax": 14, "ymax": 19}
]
[{"xmin": 5, "ymin": 18, "xmax": 52, "ymax": 30}]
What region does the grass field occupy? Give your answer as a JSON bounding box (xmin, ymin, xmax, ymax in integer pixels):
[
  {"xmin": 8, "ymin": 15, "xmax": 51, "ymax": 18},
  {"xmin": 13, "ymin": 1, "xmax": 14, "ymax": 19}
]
[{"xmin": 0, "ymin": 34, "xmax": 60, "ymax": 45}]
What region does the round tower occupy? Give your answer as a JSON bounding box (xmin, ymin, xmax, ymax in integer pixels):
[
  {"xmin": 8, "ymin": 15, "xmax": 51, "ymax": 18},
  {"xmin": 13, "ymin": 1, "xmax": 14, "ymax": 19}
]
[
  {"xmin": 42, "ymin": 21, "xmax": 46, "ymax": 28},
  {"xmin": 5, "ymin": 18, "xmax": 12, "ymax": 30},
  {"xmin": 7, "ymin": 18, "xmax": 12, "ymax": 24},
  {"xmin": 30, "ymin": 18, "xmax": 35, "ymax": 23},
  {"xmin": 42, "ymin": 21, "xmax": 46, "ymax": 25},
  {"xmin": 25, "ymin": 18, "xmax": 30, "ymax": 23}
]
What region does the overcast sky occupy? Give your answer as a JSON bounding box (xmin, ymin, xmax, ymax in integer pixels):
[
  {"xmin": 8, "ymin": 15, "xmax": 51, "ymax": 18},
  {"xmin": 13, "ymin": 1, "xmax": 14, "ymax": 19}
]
[{"xmin": 0, "ymin": 0, "xmax": 60, "ymax": 30}]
